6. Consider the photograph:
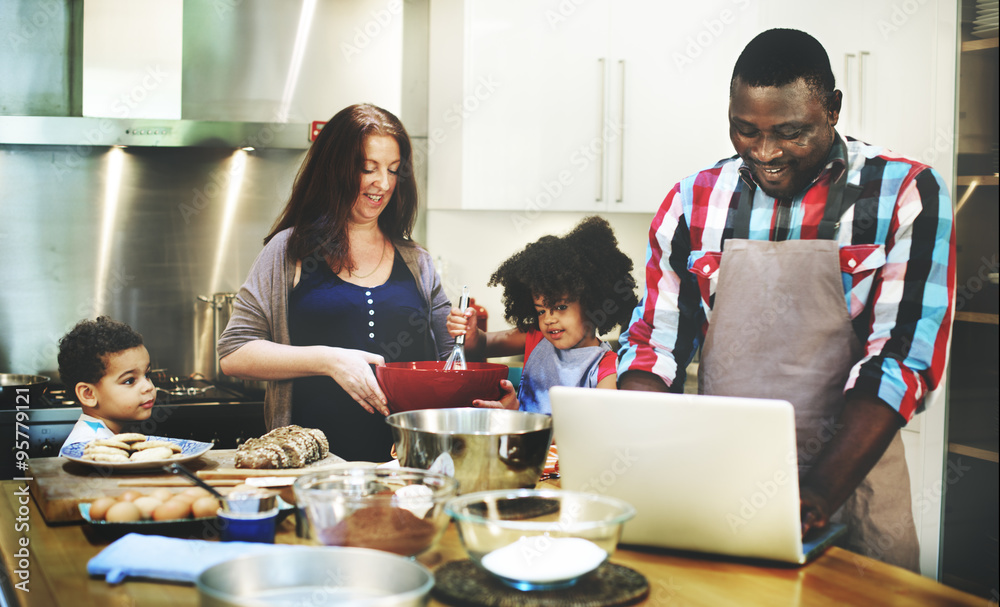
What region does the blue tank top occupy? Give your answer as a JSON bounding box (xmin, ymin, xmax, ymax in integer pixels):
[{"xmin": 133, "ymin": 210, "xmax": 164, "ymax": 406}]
[{"xmin": 288, "ymin": 251, "xmax": 432, "ymax": 461}]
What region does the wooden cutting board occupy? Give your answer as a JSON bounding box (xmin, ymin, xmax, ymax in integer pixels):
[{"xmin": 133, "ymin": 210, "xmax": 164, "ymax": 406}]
[{"xmin": 27, "ymin": 449, "xmax": 350, "ymax": 524}]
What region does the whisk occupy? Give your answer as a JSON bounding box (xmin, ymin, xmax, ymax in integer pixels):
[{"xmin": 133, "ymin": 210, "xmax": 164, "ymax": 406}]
[{"xmin": 443, "ymin": 286, "xmax": 470, "ymax": 371}]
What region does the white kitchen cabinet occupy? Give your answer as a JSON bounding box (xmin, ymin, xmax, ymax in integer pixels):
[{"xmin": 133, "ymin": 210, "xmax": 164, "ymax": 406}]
[
  {"xmin": 427, "ymin": 0, "xmax": 760, "ymax": 214},
  {"xmin": 757, "ymin": 1, "xmax": 957, "ymax": 176}
]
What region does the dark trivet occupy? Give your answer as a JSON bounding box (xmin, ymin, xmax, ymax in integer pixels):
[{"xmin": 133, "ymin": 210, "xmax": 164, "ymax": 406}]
[{"xmin": 432, "ymin": 560, "xmax": 649, "ymax": 607}]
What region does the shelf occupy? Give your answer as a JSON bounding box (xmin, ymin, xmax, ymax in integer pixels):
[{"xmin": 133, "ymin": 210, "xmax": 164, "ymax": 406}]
[
  {"xmin": 956, "ymin": 175, "xmax": 999, "ymax": 186},
  {"xmin": 948, "ymin": 442, "xmax": 1000, "ymax": 463},
  {"xmin": 961, "ymin": 37, "xmax": 999, "ymax": 52},
  {"xmin": 955, "ymin": 311, "xmax": 1000, "ymax": 324}
]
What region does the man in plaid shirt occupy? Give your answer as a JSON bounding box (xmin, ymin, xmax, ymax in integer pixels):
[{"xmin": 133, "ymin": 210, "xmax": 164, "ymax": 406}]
[{"xmin": 618, "ymin": 29, "xmax": 954, "ymax": 571}]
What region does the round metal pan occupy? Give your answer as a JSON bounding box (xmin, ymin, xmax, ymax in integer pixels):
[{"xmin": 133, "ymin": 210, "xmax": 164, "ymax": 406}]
[{"xmin": 0, "ymin": 374, "xmax": 50, "ymax": 409}]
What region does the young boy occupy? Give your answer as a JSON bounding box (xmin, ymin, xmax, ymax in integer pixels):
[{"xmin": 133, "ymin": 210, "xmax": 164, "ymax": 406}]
[{"xmin": 57, "ymin": 316, "xmax": 156, "ymax": 454}]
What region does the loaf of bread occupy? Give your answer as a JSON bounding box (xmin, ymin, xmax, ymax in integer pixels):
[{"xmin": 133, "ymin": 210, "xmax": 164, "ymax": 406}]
[{"xmin": 235, "ymin": 425, "xmax": 330, "ymax": 469}]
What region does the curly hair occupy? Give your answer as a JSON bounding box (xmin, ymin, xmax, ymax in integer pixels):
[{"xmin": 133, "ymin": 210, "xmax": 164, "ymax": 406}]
[
  {"xmin": 490, "ymin": 216, "xmax": 639, "ymax": 335},
  {"xmin": 57, "ymin": 316, "xmax": 144, "ymax": 389}
]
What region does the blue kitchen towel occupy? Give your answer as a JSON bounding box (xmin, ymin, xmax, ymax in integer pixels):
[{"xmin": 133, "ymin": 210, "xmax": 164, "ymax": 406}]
[{"xmin": 87, "ymin": 533, "xmax": 311, "ymax": 584}]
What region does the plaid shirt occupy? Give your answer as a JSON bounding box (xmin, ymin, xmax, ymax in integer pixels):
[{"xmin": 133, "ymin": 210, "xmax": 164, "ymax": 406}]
[{"xmin": 618, "ymin": 135, "xmax": 955, "ymax": 421}]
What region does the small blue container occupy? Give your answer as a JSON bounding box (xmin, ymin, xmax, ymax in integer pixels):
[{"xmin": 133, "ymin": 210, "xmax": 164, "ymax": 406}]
[
  {"xmin": 219, "ymin": 509, "xmax": 278, "ymax": 543},
  {"xmin": 219, "ymin": 490, "xmax": 278, "ymax": 543}
]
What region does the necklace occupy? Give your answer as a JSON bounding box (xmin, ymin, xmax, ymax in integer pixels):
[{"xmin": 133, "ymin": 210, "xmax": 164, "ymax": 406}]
[{"xmin": 349, "ymin": 237, "xmax": 387, "ymax": 279}]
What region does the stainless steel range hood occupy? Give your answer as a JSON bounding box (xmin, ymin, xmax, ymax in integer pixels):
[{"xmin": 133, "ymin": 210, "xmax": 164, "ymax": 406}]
[
  {"xmin": 0, "ymin": 115, "xmax": 312, "ymax": 149},
  {"xmin": 0, "ymin": 0, "xmax": 313, "ymax": 149}
]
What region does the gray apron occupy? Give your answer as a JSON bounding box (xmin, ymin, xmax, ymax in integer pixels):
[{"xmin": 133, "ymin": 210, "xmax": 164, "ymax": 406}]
[
  {"xmin": 698, "ymin": 170, "xmax": 920, "ymax": 571},
  {"xmin": 518, "ymin": 337, "xmax": 612, "ymax": 415}
]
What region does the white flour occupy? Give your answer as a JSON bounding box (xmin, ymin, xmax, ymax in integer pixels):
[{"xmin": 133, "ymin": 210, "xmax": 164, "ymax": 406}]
[{"xmin": 481, "ymin": 536, "xmax": 606, "ymax": 584}]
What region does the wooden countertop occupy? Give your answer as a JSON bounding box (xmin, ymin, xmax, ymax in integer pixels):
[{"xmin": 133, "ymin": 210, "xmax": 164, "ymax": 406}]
[{"xmin": 0, "ymin": 478, "xmax": 984, "ymax": 606}]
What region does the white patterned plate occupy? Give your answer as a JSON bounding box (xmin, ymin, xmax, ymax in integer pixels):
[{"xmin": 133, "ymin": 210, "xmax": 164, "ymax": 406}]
[{"xmin": 61, "ymin": 436, "xmax": 213, "ymax": 471}]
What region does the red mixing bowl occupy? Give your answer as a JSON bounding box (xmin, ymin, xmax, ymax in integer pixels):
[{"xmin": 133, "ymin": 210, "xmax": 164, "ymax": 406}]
[{"xmin": 376, "ymin": 361, "xmax": 509, "ymax": 413}]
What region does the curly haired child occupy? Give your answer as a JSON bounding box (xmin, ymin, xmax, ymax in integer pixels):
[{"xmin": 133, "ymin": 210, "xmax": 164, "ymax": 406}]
[
  {"xmin": 57, "ymin": 316, "xmax": 156, "ymax": 454},
  {"xmin": 447, "ymin": 216, "xmax": 638, "ymax": 414}
]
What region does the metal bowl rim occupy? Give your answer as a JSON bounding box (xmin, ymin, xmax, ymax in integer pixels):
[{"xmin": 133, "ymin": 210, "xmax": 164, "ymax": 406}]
[
  {"xmin": 444, "ymin": 489, "xmax": 637, "ymax": 531},
  {"xmin": 195, "ymin": 546, "xmax": 435, "ymax": 603},
  {"xmin": 0, "ymin": 374, "xmax": 50, "ymax": 386},
  {"xmin": 385, "ymin": 409, "xmax": 553, "ymax": 436}
]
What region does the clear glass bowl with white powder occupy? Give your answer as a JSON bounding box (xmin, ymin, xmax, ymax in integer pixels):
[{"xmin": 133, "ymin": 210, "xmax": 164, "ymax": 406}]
[{"xmin": 445, "ymin": 489, "xmax": 636, "ymax": 591}]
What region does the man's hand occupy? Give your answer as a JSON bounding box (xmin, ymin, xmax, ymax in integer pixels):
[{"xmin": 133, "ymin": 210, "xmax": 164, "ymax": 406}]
[{"xmin": 798, "ymin": 393, "xmax": 903, "ymax": 536}]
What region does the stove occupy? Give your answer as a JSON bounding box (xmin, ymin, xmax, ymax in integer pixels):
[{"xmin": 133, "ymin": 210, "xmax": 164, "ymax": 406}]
[{"xmin": 0, "ymin": 376, "xmax": 267, "ymax": 480}]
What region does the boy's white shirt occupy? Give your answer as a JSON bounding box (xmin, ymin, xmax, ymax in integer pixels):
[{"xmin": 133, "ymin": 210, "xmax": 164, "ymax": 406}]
[{"xmin": 59, "ymin": 413, "xmax": 113, "ymax": 455}]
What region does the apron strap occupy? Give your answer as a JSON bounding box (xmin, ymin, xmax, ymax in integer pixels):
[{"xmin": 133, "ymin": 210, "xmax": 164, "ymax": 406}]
[
  {"xmin": 733, "ymin": 180, "xmax": 755, "ymax": 240},
  {"xmin": 817, "ymin": 174, "xmax": 863, "ymax": 240}
]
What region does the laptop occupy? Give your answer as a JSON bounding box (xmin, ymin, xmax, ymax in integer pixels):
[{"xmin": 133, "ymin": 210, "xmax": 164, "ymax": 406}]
[{"xmin": 549, "ymin": 386, "xmax": 846, "ymax": 565}]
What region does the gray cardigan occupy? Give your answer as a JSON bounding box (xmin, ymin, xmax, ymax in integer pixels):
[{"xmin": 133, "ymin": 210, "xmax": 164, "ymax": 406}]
[{"xmin": 217, "ymin": 228, "xmax": 455, "ymax": 430}]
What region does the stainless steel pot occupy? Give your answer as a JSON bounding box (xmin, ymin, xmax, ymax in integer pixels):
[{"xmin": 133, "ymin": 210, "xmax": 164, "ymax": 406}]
[
  {"xmin": 386, "ymin": 408, "xmax": 553, "ymax": 494},
  {"xmin": 194, "ymin": 293, "xmax": 236, "ymax": 381},
  {"xmin": 0, "ymin": 374, "xmax": 50, "ymax": 410}
]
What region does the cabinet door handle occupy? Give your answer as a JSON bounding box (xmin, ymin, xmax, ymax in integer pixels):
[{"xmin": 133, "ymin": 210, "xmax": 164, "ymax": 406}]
[
  {"xmin": 597, "ymin": 57, "xmax": 606, "ymax": 202},
  {"xmin": 858, "ymin": 50, "xmax": 870, "ymax": 132},
  {"xmin": 616, "ymin": 59, "xmax": 626, "ymax": 203},
  {"xmin": 844, "ymin": 53, "xmax": 857, "ymax": 134}
]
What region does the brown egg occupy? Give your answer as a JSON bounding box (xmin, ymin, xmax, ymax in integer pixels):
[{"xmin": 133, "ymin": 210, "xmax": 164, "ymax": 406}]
[
  {"xmin": 170, "ymin": 491, "xmax": 199, "ymax": 504},
  {"xmin": 132, "ymin": 496, "xmax": 163, "ymax": 520},
  {"xmin": 150, "ymin": 488, "xmax": 174, "ymax": 503},
  {"xmin": 182, "ymin": 487, "xmax": 213, "ymax": 499},
  {"xmin": 191, "ymin": 496, "xmax": 221, "ymax": 518},
  {"xmin": 88, "ymin": 497, "xmax": 118, "ymax": 521},
  {"xmin": 105, "ymin": 501, "xmax": 142, "ymax": 523},
  {"xmin": 118, "ymin": 490, "xmax": 144, "ymax": 502},
  {"xmin": 153, "ymin": 498, "xmax": 192, "ymax": 521},
  {"xmin": 231, "ymin": 483, "xmax": 255, "ymax": 493}
]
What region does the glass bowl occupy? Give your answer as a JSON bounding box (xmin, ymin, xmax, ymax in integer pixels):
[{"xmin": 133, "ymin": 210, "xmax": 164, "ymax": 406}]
[
  {"xmin": 445, "ymin": 489, "xmax": 636, "ymax": 591},
  {"xmin": 293, "ymin": 467, "xmax": 459, "ymax": 557}
]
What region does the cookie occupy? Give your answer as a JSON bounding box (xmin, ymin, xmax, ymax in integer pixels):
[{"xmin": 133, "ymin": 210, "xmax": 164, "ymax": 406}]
[
  {"xmin": 83, "ymin": 444, "xmax": 131, "ymax": 457},
  {"xmin": 82, "ymin": 452, "xmax": 130, "ymax": 463},
  {"xmin": 133, "ymin": 440, "xmax": 182, "ymax": 453},
  {"xmin": 111, "ymin": 433, "xmax": 147, "ymax": 444},
  {"xmin": 129, "ymin": 446, "xmax": 175, "ymax": 462},
  {"xmin": 88, "ymin": 439, "xmax": 133, "ymax": 451}
]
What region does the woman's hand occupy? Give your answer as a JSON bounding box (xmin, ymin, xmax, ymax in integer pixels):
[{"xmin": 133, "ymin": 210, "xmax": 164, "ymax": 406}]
[
  {"xmin": 472, "ymin": 379, "xmax": 518, "ymax": 410},
  {"xmin": 446, "ymin": 306, "xmax": 480, "ymax": 350},
  {"xmin": 325, "ymin": 347, "xmax": 389, "ymax": 416}
]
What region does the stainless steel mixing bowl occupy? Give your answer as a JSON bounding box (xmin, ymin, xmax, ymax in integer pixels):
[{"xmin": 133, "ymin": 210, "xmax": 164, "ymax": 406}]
[{"xmin": 385, "ymin": 408, "xmax": 553, "ymax": 494}]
